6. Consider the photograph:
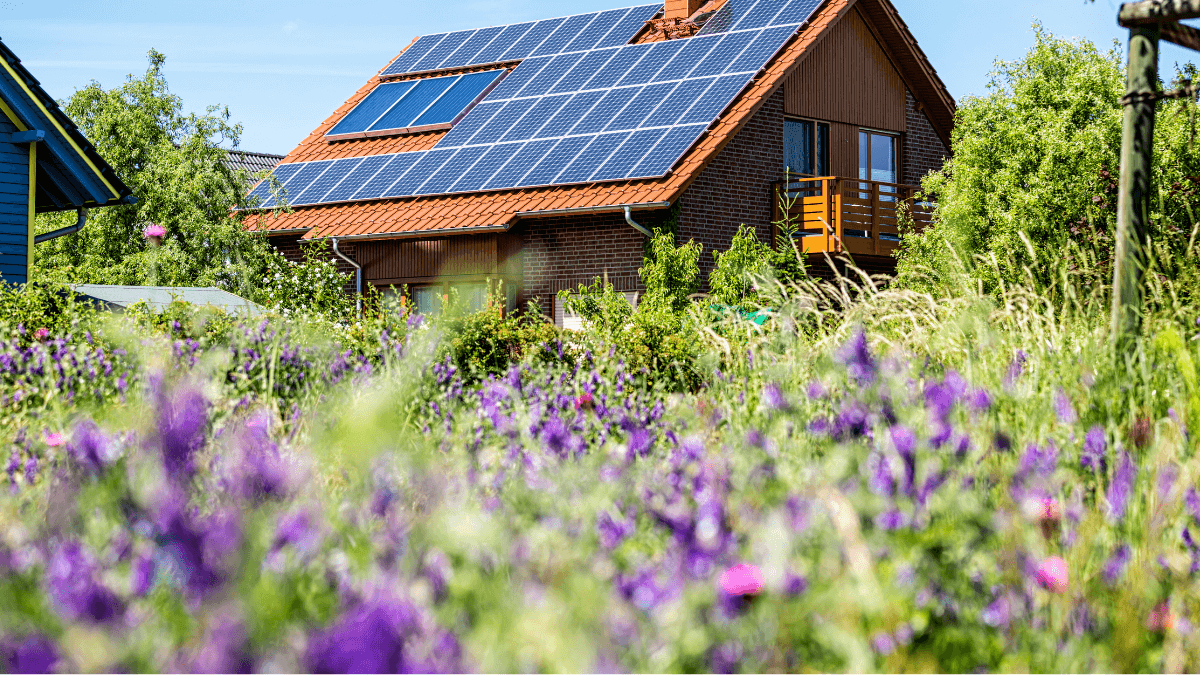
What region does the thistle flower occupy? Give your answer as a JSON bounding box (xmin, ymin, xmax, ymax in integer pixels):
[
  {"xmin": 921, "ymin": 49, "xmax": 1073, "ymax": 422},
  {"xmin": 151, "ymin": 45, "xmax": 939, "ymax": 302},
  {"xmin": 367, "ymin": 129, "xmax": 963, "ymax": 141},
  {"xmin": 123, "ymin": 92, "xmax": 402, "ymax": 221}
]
[
  {"xmin": 1147, "ymin": 602, "xmax": 1175, "ymax": 632},
  {"xmin": 1034, "ymin": 556, "xmax": 1069, "ymax": 593},
  {"xmin": 719, "ymin": 564, "xmax": 764, "ymax": 596},
  {"xmin": 143, "ymin": 223, "xmax": 166, "ymax": 239},
  {"xmin": 32, "ymin": 328, "xmax": 49, "ymax": 341},
  {"xmin": 42, "ymin": 432, "xmax": 65, "ymax": 447},
  {"xmin": 574, "ymin": 392, "xmax": 594, "ymax": 411}
]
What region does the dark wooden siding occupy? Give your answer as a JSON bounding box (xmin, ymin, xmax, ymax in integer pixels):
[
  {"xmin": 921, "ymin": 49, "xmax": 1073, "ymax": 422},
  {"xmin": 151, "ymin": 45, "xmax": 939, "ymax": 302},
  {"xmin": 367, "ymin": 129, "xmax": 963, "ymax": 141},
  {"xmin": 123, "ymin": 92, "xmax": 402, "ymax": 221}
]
[
  {"xmin": 0, "ymin": 116, "xmax": 29, "ymax": 285},
  {"xmin": 783, "ymin": 7, "xmax": 907, "ymax": 134},
  {"xmin": 359, "ymin": 233, "xmax": 516, "ymax": 285}
]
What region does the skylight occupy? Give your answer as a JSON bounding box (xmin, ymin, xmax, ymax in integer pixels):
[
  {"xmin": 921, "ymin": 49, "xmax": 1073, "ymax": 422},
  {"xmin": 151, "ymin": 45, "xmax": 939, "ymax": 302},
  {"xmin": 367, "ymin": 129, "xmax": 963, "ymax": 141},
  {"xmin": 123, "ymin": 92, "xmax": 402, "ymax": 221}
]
[{"xmin": 326, "ymin": 69, "xmax": 505, "ymax": 139}]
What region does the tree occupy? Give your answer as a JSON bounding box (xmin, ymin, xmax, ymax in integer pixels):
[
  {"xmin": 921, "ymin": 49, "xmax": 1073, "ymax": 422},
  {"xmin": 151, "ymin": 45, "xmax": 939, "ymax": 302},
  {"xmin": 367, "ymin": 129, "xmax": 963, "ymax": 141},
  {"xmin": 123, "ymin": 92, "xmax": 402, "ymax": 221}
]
[
  {"xmin": 896, "ymin": 26, "xmax": 1200, "ymax": 297},
  {"xmin": 33, "ymin": 50, "xmax": 272, "ymax": 297}
]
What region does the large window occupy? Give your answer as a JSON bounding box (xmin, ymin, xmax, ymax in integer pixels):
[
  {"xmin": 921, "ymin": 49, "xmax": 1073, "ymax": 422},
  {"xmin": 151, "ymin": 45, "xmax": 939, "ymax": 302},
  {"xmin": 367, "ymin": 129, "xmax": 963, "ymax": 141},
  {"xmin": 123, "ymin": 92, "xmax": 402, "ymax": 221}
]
[
  {"xmin": 327, "ymin": 69, "xmax": 505, "ymax": 138},
  {"xmin": 858, "ymin": 130, "xmax": 898, "ymax": 184},
  {"xmin": 784, "ymin": 119, "xmax": 829, "ymax": 178},
  {"xmin": 410, "ymin": 280, "xmax": 517, "ymax": 316}
]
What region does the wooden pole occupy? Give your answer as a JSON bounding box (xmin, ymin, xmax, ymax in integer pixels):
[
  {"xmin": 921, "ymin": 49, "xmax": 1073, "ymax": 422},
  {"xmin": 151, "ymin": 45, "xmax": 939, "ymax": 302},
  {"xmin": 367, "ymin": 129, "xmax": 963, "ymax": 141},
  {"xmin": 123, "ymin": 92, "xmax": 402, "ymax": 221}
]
[
  {"xmin": 1119, "ymin": 0, "xmax": 1200, "ymax": 26},
  {"xmin": 1111, "ymin": 25, "xmax": 1161, "ymax": 352}
]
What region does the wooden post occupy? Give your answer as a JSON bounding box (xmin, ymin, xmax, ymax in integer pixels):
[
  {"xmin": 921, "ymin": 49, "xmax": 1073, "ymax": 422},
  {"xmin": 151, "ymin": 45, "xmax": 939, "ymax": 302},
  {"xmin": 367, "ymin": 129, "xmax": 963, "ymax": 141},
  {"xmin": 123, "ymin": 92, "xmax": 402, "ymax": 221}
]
[{"xmin": 1111, "ymin": 24, "xmax": 1160, "ymax": 352}]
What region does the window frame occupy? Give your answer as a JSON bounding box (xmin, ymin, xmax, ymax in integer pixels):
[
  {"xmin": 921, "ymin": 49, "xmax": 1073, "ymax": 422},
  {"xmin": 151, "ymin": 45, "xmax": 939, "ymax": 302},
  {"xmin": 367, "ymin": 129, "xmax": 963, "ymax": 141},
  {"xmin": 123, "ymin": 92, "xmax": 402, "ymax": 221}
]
[{"xmin": 783, "ymin": 116, "xmax": 830, "ymax": 180}]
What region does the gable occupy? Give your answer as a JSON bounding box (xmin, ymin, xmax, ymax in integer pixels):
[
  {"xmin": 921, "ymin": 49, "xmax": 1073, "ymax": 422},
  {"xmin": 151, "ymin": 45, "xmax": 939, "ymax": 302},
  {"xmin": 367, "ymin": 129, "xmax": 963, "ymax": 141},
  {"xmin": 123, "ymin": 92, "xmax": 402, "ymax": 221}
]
[{"xmin": 783, "ymin": 7, "xmax": 906, "ymax": 131}]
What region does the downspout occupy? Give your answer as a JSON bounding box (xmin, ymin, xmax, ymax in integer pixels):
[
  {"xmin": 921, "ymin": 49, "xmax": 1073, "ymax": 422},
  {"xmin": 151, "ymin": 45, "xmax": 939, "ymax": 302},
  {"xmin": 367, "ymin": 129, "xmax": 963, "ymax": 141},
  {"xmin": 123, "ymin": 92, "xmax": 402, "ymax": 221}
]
[
  {"xmin": 330, "ymin": 237, "xmax": 362, "ymax": 316},
  {"xmin": 35, "ymin": 207, "xmax": 88, "ymax": 244},
  {"xmin": 623, "ymin": 206, "xmax": 653, "ymax": 238}
]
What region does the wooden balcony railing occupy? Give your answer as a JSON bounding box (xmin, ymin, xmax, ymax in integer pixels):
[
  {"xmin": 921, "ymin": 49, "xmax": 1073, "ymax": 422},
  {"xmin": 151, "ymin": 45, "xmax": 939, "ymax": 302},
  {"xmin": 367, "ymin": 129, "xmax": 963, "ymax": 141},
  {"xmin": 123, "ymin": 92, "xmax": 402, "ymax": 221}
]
[{"xmin": 771, "ymin": 177, "xmax": 935, "ymax": 257}]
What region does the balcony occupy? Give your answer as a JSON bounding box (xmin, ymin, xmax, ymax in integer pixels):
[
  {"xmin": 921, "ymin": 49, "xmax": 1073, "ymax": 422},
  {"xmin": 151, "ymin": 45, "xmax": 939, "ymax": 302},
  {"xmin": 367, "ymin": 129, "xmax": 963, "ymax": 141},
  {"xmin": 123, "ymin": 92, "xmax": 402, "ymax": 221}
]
[{"xmin": 771, "ymin": 177, "xmax": 935, "ymax": 257}]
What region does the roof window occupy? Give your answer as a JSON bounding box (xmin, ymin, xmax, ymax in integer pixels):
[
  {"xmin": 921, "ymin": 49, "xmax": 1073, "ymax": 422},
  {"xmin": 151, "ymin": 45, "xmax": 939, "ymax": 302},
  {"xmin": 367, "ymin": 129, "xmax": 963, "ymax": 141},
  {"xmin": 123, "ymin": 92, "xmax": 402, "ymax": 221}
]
[{"xmin": 326, "ymin": 69, "xmax": 505, "ymax": 140}]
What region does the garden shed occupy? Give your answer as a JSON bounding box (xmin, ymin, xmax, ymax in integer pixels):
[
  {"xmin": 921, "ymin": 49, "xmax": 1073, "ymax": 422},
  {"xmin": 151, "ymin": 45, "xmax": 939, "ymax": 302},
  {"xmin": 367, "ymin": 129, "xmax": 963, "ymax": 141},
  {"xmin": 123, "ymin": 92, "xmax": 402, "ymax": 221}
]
[{"xmin": 0, "ymin": 38, "xmax": 134, "ymax": 286}]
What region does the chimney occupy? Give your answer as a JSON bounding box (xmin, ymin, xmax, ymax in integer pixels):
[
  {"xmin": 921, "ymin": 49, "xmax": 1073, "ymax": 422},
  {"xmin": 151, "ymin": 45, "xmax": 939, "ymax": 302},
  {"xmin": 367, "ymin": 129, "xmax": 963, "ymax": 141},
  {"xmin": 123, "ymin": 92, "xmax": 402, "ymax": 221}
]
[{"xmin": 664, "ymin": 0, "xmax": 704, "ymax": 21}]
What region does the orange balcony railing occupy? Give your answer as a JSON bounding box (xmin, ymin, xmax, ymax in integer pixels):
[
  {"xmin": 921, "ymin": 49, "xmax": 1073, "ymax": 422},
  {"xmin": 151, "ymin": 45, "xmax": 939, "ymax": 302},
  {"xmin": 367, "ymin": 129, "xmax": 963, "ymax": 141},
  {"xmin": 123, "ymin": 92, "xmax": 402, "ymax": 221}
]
[{"xmin": 771, "ymin": 177, "xmax": 935, "ymax": 257}]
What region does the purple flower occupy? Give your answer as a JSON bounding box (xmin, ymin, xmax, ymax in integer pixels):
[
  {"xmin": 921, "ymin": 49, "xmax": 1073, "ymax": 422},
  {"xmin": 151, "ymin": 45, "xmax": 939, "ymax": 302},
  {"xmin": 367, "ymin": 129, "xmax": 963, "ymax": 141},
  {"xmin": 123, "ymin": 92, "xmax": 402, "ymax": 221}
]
[
  {"xmin": 131, "ymin": 552, "xmax": 156, "ymax": 597},
  {"xmin": 1054, "ymin": 389, "xmax": 1077, "ymax": 425},
  {"xmin": 871, "ymin": 631, "xmax": 896, "ymax": 656},
  {"xmin": 596, "ymin": 510, "xmax": 636, "ymax": 549},
  {"xmin": 1005, "ymin": 350, "xmax": 1027, "ymax": 386},
  {"xmin": 1019, "ymin": 442, "xmax": 1058, "ymax": 479},
  {"xmin": 786, "ymin": 496, "xmax": 811, "ymax": 532},
  {"xmin": 1187, "ymin": 488, "xmax": 1200, "ymax": 525},
  {"xmin": 189, "ymin": 612, "xmax": 251, "ymax": 673},
  {"xmin": 981, "ymin": 593, "xmax": 1011, "ymax": 627},
  {"xmin": 1103, "ymin": 544, "xmax": 1130, "ymax": 585},
  {"xmin": 142, "ymin": 223, "xmax": 166, "ymax": 238},
  {"xmin": 1082, "ymin": 426, "xmax": 1107, "ymax": 471},
  {"xmin": 924, "ymin": 383, "xmax": 954, "ymax": 420},
  {"xmin": 68, "ymin": 419, "xmax": 115, "ymax": 474},
  {"xmin": 867, "ymin": 452, "xmax": 895, "ymax": 497},
  {"xmin": 784, "ymin": 572, "xmax": 808, "ymax": 596},
  {"xmin": 1158, "ymin": 463, "xmax": 1179, "ymax": 503},
  {"xmin": 1, "ymin": 634, "xmax": 58, "ymax": 674},
  {"xmin": 305, "ymin": 597, "xmax": 423, "ymax": 673},
  {"xmin": 874, "ymin": 509, "xmax": 909, "ymax": 530},
  {"xmin": 968, "ymin": 388, "xmax": 992, "ymax": 412},
  {"xmin": 1106, "ymin": 452, "xmax": 1137, "ymax": 523},
  {"xmin": 835, "ymin": 329, "xmax": 876, "ymax": 387},
  {"xmin": 157, "ymin": 383, "xmax": 208, "ymax": 478},
  {"xmin": 45, "ymin": 542, "xmax": 124, "ymax": 623},
  {"xmin": 762, "ymin": 383, "xmax": 788, "ymax": 411},
  {"xmin": 806, "ymin": 380, "xmax": 827, "ymax": 399}
]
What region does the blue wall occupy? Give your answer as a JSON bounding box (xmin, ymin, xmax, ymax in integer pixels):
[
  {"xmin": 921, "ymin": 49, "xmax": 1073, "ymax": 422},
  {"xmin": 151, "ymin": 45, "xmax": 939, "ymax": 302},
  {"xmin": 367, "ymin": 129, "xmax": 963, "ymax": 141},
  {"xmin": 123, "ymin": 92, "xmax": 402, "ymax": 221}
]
[{"xmin": 0, "ymin": 116, "xmax": 29, "ymax": 286}]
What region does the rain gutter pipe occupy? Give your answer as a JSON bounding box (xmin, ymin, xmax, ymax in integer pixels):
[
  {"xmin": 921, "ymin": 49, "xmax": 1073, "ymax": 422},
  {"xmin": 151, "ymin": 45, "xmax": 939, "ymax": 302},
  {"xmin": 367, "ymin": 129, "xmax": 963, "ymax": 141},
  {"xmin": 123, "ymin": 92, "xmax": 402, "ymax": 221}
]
[
  {"xmin": 35, "ymin": 207, "xmax": 89, "ymax": 244},
  {"xmin": 623, "ymin": 205, "xmax": 653, "ymax": 238},
  {"xmin": 330, "ymin": 237, "xmax": 362, "ymax": 316}
]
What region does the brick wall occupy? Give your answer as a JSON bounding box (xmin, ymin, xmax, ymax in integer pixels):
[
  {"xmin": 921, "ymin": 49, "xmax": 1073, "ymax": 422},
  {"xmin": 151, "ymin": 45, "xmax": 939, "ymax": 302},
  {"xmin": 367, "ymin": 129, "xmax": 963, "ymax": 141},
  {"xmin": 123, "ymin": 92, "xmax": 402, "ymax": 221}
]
[
  {"xmin": 903, "ymin": 90, "xmax": 949, "ymax": 187},
  {"xmin": 676, "ymin": 87, "xmax": 786, "ymax": 288},
  {"xmin": 516, "ymin": 210, "xmax": 670, "ymax": 314},
  {"xmin": 267, "ymin": 233, "xmax": 360, "ymax": 296}
]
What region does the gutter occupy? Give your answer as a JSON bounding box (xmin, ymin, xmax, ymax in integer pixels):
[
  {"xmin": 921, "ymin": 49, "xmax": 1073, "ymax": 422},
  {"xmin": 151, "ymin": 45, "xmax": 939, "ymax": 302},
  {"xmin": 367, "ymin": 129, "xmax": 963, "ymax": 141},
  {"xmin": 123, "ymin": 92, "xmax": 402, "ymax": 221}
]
[
  {"xmin": 321, "ymin": 224, "xmax": 510, "ymax": 242},
  {"xmin": 35, "ymin": 207, "xmax": 88, "ymax": 244},
  {"xmin": 330, "ymin": 237, "xmax": 362, "ymax": 316},
  {"xmin": 513, "ymin": 201, "xmax": 671, "ymax": 219},
  {"xmin": 623, "ymin": 206, "xmax": 653, "ymax": 238}
]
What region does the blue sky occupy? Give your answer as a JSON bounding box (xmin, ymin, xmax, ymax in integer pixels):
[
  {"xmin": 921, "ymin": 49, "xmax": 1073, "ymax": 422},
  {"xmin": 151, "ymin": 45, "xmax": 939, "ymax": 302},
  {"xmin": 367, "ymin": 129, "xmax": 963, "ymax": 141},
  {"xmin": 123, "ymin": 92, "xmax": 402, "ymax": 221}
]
[{"xmin": 5, "ymin": 0, "xmax": 1196, "ymax": 155}]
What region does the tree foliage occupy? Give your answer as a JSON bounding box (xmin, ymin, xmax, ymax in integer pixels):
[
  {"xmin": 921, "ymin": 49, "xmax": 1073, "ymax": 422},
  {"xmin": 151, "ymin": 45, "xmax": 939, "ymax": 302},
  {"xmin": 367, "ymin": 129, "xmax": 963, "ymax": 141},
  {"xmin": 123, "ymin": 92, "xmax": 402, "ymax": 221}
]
[
  {"xmin": 33, "ymin": 50, "xmax": 271, "ymax": 296},
  {"xmin": 897, "ymin": 26, "xmax": 1200, "ymax": 297}
]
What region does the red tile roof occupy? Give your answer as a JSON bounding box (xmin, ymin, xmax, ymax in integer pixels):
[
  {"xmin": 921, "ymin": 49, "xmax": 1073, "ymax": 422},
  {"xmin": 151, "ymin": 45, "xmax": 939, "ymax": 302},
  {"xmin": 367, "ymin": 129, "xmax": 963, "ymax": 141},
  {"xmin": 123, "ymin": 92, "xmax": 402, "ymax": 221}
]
[{"xmin": 247, "ymin": 0, "xmax": 950, "ymax": 241}]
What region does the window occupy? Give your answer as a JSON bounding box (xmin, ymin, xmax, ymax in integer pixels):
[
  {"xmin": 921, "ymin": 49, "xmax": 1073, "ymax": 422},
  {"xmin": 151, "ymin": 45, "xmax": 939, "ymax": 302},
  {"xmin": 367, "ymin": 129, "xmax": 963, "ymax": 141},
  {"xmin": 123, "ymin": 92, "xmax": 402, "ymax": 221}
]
[
  {"xmin": 858, "ymin": 130, "xmax": 898, "ymax": 184},
  {"xmin": 784, "ymin": 119, "xmax": 829, "ymax": 178},
  {"xmin": 555, "ymin": 291, "xmax": 639, "ymax": 330},
  {"xmin": 327, "ymin": 69, "xmax": 505, "ymax": 138},
  {"xmin": 410, "ymin": 280, "xmax": 517, "ymax": 316}
]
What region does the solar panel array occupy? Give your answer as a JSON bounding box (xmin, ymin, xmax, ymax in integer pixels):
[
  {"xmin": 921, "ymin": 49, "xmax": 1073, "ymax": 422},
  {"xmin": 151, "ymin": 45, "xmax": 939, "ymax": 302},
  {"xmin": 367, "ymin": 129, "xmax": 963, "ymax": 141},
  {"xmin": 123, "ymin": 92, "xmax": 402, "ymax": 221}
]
[
  {"xmin": 381, "ymin": 5, "xmax": 661, "ymax": 77},
  {"xmin": 327, "ymin": 70, "xmax": 504, "ymax": 137},
  {"xmin": 247, "ymin": 0, "xmax": 822, "ymax": 210}
]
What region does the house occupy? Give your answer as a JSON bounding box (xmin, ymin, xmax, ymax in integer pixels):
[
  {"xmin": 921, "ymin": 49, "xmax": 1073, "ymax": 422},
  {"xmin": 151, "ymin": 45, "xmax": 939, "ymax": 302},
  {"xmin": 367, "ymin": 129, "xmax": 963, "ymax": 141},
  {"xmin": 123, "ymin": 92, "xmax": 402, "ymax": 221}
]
[
  {"xmin": 244, "ymin": 0, "xmax": 954, "ymax": 324},
  {"xmin": 0, "ymin": 39, "xmax": 134, "ymax": 286}
]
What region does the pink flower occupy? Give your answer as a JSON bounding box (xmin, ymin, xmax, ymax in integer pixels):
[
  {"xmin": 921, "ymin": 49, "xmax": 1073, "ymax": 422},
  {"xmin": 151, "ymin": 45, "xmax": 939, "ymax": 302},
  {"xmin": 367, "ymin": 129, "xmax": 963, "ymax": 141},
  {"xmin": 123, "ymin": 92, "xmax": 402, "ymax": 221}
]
[
  {"xmin": 43, "ymin": 432, "xmax": 66, "ymax": 447},
  {"xmin": 720, "ymin": 564, "xmax": 765, "ymax": 596},
  {"xmin": 574, "ymin": 393, "xmax": 594, "ymax": 411},
  {"xmin": 1037, "ymin": 497, "xmax": 1061, "ymax": 522},
  {"xmin": 1148, "ymin": 602, "xmax": 1175, "ymax": 632},
  {"xmin": 32, "ymin": 328, "xmax": 49, "ymax": 341},
  {"xmin": 143, "ymin": 224, "xmax": 166, "ymax": 239},
  {"xmin": 1034, "ymin": 556, "xmax": 1069, "ymax": 593}
]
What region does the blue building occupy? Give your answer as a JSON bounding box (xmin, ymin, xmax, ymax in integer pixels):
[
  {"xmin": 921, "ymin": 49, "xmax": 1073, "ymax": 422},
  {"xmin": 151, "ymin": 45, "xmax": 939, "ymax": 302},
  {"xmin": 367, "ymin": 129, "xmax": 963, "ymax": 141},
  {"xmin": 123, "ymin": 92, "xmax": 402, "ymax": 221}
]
[{"xmin": 0, "ymin": 38, "xmax": 133, "ymax": 286}]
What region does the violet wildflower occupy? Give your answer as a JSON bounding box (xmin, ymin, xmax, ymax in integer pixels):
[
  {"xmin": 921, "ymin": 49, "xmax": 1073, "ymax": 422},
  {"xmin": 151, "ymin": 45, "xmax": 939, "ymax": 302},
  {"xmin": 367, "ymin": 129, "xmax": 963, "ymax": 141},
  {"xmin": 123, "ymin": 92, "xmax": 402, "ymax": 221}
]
[
  {"xmin": 1106, "ymin": 452, "xmax": 1137, "ymax": 523},
  {"xmin": 1, "ymin": 634, "xmax": 59, "ymax": 674},
  {"xmin": 1081, "ymin": 426, "xmax": 1107, "ymax": 471},
  {"xmin": 968, "ymin": 388, "xmax": 992, "ymax": 412},
  {"xmin": 786, "ymin": 496, "xmax": 811, "ymax": 532},
  {"xmin": 1158, "ymin": 462, "xmax": 1179, "ymax": 503},
  {"xmin": 835, "ymin": 328, "xmax": 876, "ymax": 386},
  {"xmin": 871, "ymin": 631, "xmax": 896, "ymax": 656},
  {"xmin": 874, "ymin": 509, "xmax": 909, "ymax": 531},
  {"xmin": 1187, "ymin": 488, "xmax": 1200, "ymax": 524},
  {"xmin": 158, "ymin": 384, "xmax": 208, "ymax": 478},
  {"xmin": 1005, "ymin": 349, "xmax": 1027, "ymax": 386},
  {"xmin": 68, "ymin": 419, "xmax": 115, "ymax": 474},
  {"xmin": 1053, "ymin": 389, "xmax": 1077, "ymax": 425},
  {"xmin": 45, "ymin": 542, "xmax": 124, "ymax": 623},
  {"xmin": 762, "ymin": 383, "xmax": 789, "ymax": 411},
  {"xmin": 981, "ymin": 594, "xmax": 1011, "ymax": 627},
  {"xmin": 305, "ymin": 597, "xmax": 422, "ymax": 673},
  {"xmin": 131, "ymin": 552, "xmax": 156, "ymax": 596},
  {"xmin": 189, "ymin": 612, "xmax": 252, "ymax": 673},
  {"xmin": 783, "ymin": 572, "xmax": 808, "ymax": 596},
  {"xmin": 596, "ymin": 510, "xmax": 636, "ymax": 549},
  {"xmin": 924, "ymin": 382, "xmax": 954, "ymax": 420},
  {"xmin": 867, "ymin": 452, "xmax": 896, "ymax": 497},
  {"xmin": 806, "ymin": 379, "xmax": 827, "ymax": 399}
]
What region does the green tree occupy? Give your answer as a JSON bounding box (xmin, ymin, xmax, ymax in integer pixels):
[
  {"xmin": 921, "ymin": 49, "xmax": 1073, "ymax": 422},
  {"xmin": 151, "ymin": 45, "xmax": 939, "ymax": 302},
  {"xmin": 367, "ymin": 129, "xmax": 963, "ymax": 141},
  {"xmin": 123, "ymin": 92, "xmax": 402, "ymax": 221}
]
[
  {"xmin": 897, "ymin": 26, "xmax": 1200, "ymax": 296},
  {"xmin": 33, "ymin": 49, "xmax": 272, "ymax": 297},
  {"xmin": 640, "ymin": 228, "xmax": 702, "ymax": 312},
  {"xmin": 710, "ymin": 225, "xmax": 768, "ymax": 306}
]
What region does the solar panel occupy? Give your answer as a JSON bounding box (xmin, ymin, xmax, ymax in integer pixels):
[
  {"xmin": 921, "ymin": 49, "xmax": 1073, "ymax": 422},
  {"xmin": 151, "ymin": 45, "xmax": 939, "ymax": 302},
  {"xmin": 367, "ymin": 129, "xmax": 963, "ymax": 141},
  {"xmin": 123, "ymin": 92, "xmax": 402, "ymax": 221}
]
[
  {"xmin": 247, "ymin": 0, "xmax": 830, "ymax": 208},
  {"xmin": 605, "ymin": 82, "xmax": 677, "ymax": 131},
  {"xmin": 594, "ymin": 4, "xmax": 662, "ymax": 48},
  {"xmin": 386, "ymin": 149, "xmax": 455, "ymax": 197},
  {"xmin": 563, "ymin": 8, "xmax": 629, "ymax": 52},
  {"xmin": 382, "ymin": 34, "xmax": 447, "ymax": 76},
  {"xmin": 413, "ymin": 70, "xmax": 504, "ymax": 127},
  {"xmin": 471, "ymin": 22, "xmax": 535, "ymax": 65},
  {"xmin": 451, "ymin": 142, "xmax": 522, "ymax": 192},
  {"xmin": 771, "ymin": 0, "xmax": 821, "ymax": 25},
  {"xmin": 533, "ymin": 12, "xmax": 599, "ymax": 57},
  {"xmin": 441, "ymin": 26, "xmax": 505, "ymax": 69},
  {"xmin": 354, "ymin": 154, "xmax": 419, "ymax": 200},
  {"xmin": 485, "ymin": 139, "xmax": 557, "ymax": 189},
  {"xmin": 324, "ymin": 155, "xmax": 392, "ymax": 202},
  {"xmin": 617, "ymin": 41, "xmax": 685, "ymax": 87},
  {"xmin": 592, "ymin": 127, "xmax": 667, "ymax": 181},
  {"xmin": 413, "ymin": 31, "xmax": 476, "ymax": 72},
  {"xmin": 500, "ymin": 95, "xmax": 570, "ymax": 142},
  {"xmin": 293, "ymin": 157, "xmax": 363, "ymax": 205},
  {"xmin": 557, "ymin": 132, "xmax": 631, "ymax": 184},
  {"xmin": 328, "ymin": 81, "xmax": 416, "ymax": 136},
  {"xmin": 419, "ymin": 146, "xmax": 489, "ymax": 195},
  {"xmin": 501, "ymin": 18, "xmax": 566, "ymax": 62}
]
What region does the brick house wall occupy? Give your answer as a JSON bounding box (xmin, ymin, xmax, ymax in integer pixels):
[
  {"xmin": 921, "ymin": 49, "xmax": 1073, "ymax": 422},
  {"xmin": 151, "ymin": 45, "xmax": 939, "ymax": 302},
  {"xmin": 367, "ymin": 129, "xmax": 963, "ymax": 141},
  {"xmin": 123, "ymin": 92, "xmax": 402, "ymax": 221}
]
[
  {"xmin": 903, "ymin": 90, "xmax": 950, "ymax": 187},
  {"xmin": 516, "ymin": 209, "xmax": 671, "ymax": 313},
  {"xmin": 676, "ymin": 87, "xmax": 786, "ymax": 288}
]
